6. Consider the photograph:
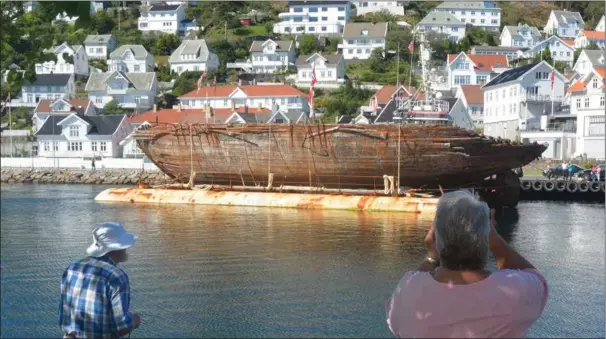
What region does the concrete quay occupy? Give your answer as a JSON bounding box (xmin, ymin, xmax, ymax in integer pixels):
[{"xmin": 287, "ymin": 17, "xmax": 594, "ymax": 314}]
[{"xmin": 0, "ymin": 168, "xmax": 170, "ymax": 185}]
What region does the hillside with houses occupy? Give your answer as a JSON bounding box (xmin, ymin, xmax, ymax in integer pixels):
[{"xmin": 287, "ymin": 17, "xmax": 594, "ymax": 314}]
[{"xmin": 0, "ymin": 0, "xmax": 604, "ymax": 162}]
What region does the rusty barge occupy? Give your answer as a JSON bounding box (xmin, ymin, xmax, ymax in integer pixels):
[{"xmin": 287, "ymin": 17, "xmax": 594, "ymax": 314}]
[{"xmin": 124, "ymin": 123, "xmax": 546, "ymax": 209}]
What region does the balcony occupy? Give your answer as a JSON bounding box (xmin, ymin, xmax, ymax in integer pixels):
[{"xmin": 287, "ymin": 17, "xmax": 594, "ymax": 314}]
[{"xmin": 522, "ymin": 94, "xmax": 564, "ymax": 103}]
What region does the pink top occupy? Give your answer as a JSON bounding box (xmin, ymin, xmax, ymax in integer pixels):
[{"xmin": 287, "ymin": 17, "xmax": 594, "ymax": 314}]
[{"xmin": 385, "ymin": 269, "xmax": 548, "ymax": 338}]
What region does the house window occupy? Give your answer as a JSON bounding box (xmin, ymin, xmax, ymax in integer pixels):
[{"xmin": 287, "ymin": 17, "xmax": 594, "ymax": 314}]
[
  {"xmin": 96, "ymin": 97, "xmax": 103, "ymax": 104},
  {"xmin": 135, "ymin": 96, "xmax": 141, "ymax": 104},
  {"xmin": 559, "ymin": 51, "xmax": 564, "ymax": 57},
  {"xmin": 54, "ymin": 142, "xmax": 58, "ymax": 151},
  {"xmin": 321, "ymin": 7, "xmax": 327, "ymax": 11},
  {"xmin": 338, "ymin": 16, "xmax": 345, "ymax": 20},
  {"xmin": 294, "ymin": 7, "xmax": 303, "ymax": 12},
  {"xmin": 69, "ymin": 125, "xmax": 80, "ymax": 137},
  {"xmin": 327, "ymin": 71, "xmax": 332, "ymax": 77},
  {"xmin": 480, "ymin": 19, "xmax": 485, "ymax": 24},
  {"xmin": 68, "ymin": 142, "xmax": 82, "ymax": 152},
  {"xmin": 89, "ymin": 48, "xmax": 95, "ymax": 53},
  {"xmin": 100, "ymin": 142, "xmax": 107, "ymax": 152},
  {"xmin": 309, "ymin": 7, "xmax": 317, "ymax": 12},
  {"xmin": 96, "ymin": 48, "xmax": 103, "ymax": 53},
  {"xmin": 357, "ymin": 49, "xmax": 362, "ymax": 54},
  {"xmin": 223, "ymin": 99, "xmax": 228, "ymax": 106},
  {"xmin": 43, "ymin": 142, "xmax": 50, "ymax": 151},
  {"xmin": 593, "ymin": 78, "xmax": 599, "ymax": 88},
  {"xmin": 309, "ymin": 27, "xmax": 315, "ymax": 32},
  {"xmin": 454, "ymin": 76, "xmax": 470, "ymax": 85},
  {"xmin": 567, "ymin": 52, "xmax": 571, "ymax": 56},
  {"xmin": 321, "ymin": 16, "xmax": 328, "ymax": 21},
  {"xmin": 452, "ymin": 27, "xmax": 458, "ymax": 32},
  {"xmin": 309, "ymin": 17, "xmax": 318, "ymax": 22},
  {"xmin": 576, "ymin": 98, "xmax": 581, "ymax": 108},
  {"xmin": 321, "ymin": 26, "xmax": 327, "ymax": 32},
  {"xmin": 92, "ymin": 142, "xmax": 97, "ymax": 152},
  {"xmin": 491, "ymin": 19, "xmax": 497, "ymax": 24},
  {"xmin": 471, "ymin": 19, "xmax": 476, "ymax": 23},
  {"xmin": 455, "ymin": 62, "xmax": 469, "ymax": 70},
  {"xmin": 601, "ymin": 96, "xmax": 605, "ymax": 107},
  {"xmin": 584, "ymin": 97, "xmax": 590, "ymax": 108},
  {"xmin": 587, "ymin": 116, "xmax": 605, "ymax": 136},
  {"xmin": 338, "ymin": 7, "xmax": 344, "ymax": 11},
  {"xmin": 481, "ymin": 11, "xmax": 485, "ymax": 15}
]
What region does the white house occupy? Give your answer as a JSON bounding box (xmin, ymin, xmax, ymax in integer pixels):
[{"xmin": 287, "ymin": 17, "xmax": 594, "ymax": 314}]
[
  {"xmin": 32, "ymin": 99, "xmax": 95, "ymax": 134},
  {"xmin": 432, "ymin": 1, "xmax": 501, "ymax": 32},
  {"xmin": 177, "ymin": 84, "xmax": 309, "ymax": 112},
  {"xmin": 8, "ymin": 74, "xmax": 76, "ymax": 108},
  {"xmin": 273, "ymin": 0, "xmax": 351, "ymax": 35},
  {"xmin": 482, "ymin": 61, "xmax": 566, "ymax": 141},
  {"xmin": 453, "ymin": 84, "xmax": 484, "ymax": 127},
  {"xmin": 35, "ymin": 113, "xmax": 131, "ymax": 159},
  {"xmin": 568, "ymin": 68, "xmax": 605, "ymax": 159},
  {"xmin": 54, "ymin": 11, "xmax": 79, "ymax": 25},
  {"xmin": 120, "ymin": 121, "xmax": 149, "ymax": 158},
  {"xmin": 500, "ymin": 24, "xmax": 541, "ymax": 48},
  {"xmin": 415, "ymin": 11, "xmax": 466, "ymax": 42},
  {"xmin": 85, "ymin": 71, "xmax": 158, "ymax": 110},
  {"xmin": 447, "ymin": 52, "xmax": 509, "ymax": 89},
  {"xmin": 351, "ymin": 1, "xmax": 405, "ymax": 16},
  {"xmin": 338, "ymin": 22, "xmax": 388, "ymax": 60},
  {"xmin": 296, "ymin": 53, "xmax": 346, "ymax": 89},
  {"xmin": 168, "ymin": 39, "xmax": 219, "ymax": 75},
  {"xmin": 108, "ymin": 45, "xmax": 155, "ymax": 73},
  {"xmin": 544, "ymin": 10, "xmax": 584, "ymax": 38},
  {"xmin": 36, "ymin": 42, "xmax": 89, "ymax": 76},
  {"xmin": 524, "ymin": 36, "xmax": 575, "ymax": 67},
  {"xmin": 595, "ymin": 15, "xmax": 605, "ymax": 32},
  {"xmin": 470, "ymin": 46, "xmax": 526, "ymax": 62},
  {"xmin": 138, "ymin": 4, "xmax": 199, "ymax": 34},
  {"xmin": 573, "ymin": 50, "xmax": 605, "ymax": 77},
  {"xmin": 227, "ymin": 39, "xmax": 296, "ymax": 74},
  {"xmin": 574, "ymin": 30, "xmax": 606, "ymax": 49},
  {"xmin": 84, "ymin": 34, "xmax": 117, "ymax": 60}
]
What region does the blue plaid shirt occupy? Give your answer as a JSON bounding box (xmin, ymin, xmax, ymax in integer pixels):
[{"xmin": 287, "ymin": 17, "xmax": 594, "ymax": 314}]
[{"xmin": 58, "ymin": 256, "xmax": 133, "ymax": 339}]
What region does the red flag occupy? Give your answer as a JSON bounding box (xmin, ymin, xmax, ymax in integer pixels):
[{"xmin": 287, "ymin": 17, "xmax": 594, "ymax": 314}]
[
  {"xmin": 308, "ymin": 65, "xmax": 317, "ymax": 109},
  {"xmin": 550, "ymin": 71, "xmax": 555, "ymax": 89},
  {"xmin": 0, "ymin": 101, "xmax": 6, "ymax": 114},
  {"xmin": 197, "ymin": 71, "xmax": 206, "ymax": 93},
  {"xmin": 408, "ymin": 40, "xmax": 414, "ymax": 53},
  {"xmin": 212, "ymin": 75, "xmax": 216, "ymax": 87}
]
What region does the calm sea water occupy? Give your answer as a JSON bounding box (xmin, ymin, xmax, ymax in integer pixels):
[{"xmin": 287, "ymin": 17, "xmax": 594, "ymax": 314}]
[{"xmin": 1, "ymin": 184, "xmax": 604, "ymax": 338}]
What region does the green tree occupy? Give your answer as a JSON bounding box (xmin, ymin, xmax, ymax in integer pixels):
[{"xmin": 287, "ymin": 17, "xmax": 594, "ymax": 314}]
[
  {"xmin": 297, "ymin": 35, "xmax": 318, "ymax": 55},
  {"xmin": 172, "ymin": 72, "xmax": 198, "ymax": 96},
  {"xmin": 91, "ymin": 10, "xmax": 116, "ymax": 34},
  {"xmin": 264, "ymin": 21, "xmax": 274, "ymax": 35},
  {"xmin": 154, "ymin": 34, "xmax": 181, "ymax": 56},
  {"xmin": 369, "ymin": 48, "xmax": 387, "ymax": 73},
  {"xmin": 533, "ymin": 46, "xmax": 553, "ymax": 64},
  {"xmin": 103, "ymin": 100, "xmax": 130, "ymax": 115}
]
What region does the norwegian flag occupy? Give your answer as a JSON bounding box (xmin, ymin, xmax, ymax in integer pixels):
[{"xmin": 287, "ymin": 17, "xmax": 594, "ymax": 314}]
[
  {"xmin": 196, "ymin": 71, "xmax": 207, "ymax": 94},
  {"xmin": 308, "ymin": 65, "xmax": 317, "ymax": 110},
  {"xmin": 550, "ymin": 70, "xmax": 555, "ymax": 89},
  {"xmin": 211, "ymin": 75, "xmax": 216, "ymax": 87},
  {"xmin": 408, "ymin": 40, "xmax": 414, "ymax": 54},
  {"xmin": 0, "ymin": 101, "xmax": 6, "ymax": 114}
]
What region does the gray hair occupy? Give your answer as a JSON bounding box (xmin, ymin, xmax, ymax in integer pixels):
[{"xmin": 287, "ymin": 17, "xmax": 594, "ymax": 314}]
[{"xmin": 434, "ymin": 190, "xmax": 490, "ymax": 271}]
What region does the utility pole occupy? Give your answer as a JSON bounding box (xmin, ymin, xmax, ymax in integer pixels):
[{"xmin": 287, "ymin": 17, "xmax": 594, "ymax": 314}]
[
  {"xmin": 224, "ymin": 21, "xmax": 227, "ymax": 40},
  {"xmin": 8, "ymin": 92, "xmax": 13, "ymax": 157},
  {"xmin": 396, "ymin": 42, "xmax": 400, "ymax": 87}
]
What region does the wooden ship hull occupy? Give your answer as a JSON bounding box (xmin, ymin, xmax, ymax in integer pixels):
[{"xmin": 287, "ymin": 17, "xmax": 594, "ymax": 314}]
[{"xmin": 134, "ymin": 123, "xmax": 546, "ymax": 192}]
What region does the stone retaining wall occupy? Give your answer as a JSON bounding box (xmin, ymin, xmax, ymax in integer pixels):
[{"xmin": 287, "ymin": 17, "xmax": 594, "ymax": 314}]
[{"xmin": 1, "ymin": 169, "xmax": 171, "ymax": 185}]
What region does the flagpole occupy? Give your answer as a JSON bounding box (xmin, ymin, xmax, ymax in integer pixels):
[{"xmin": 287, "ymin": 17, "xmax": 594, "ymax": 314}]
[
  {"xmin": 205, "ymin": 78, "xmax": 208, "ymax": 124},
  {"xmin": 396, "ymin": 42, "xmax": 400, "ymax": 88},
  {"xmin": 8, "ymin": 92, "xmax": 12, "ymax": 157},
  {"xmin": 408, "ymin": 38, "xmax": 414, "ymax": 97}
]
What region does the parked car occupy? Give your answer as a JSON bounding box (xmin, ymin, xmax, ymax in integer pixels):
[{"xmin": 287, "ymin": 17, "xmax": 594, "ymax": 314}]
[{"xmin": 543, "ymin": 164, "xmax": 586, "ymax": 179}]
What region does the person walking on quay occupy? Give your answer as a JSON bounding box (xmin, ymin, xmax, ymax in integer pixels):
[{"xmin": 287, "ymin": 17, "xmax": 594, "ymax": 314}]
[
  {"xmin": 562, "ymin": 161, "xmax": 569, "ymax": 180},
  {"xmin": 385, "ymin": 191, "xmax": 548, "ymax": 338},
  {"xmin": 91, "ymin": 158, "xmax": 96, "ymax": 171},
  {"xmin": 58, "ymin": 222, "xmax": 141, "ymax": 339}
]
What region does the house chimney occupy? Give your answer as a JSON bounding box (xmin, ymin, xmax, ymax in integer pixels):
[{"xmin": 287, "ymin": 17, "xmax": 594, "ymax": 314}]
[{"xmin": 153, "ymin": 104, "xmax": 157, "ymax": 112}]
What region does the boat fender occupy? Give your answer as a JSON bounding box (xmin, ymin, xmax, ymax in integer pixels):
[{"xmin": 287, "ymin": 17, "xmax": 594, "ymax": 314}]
[
  {"xmin": 601, "ymin": 182, "xmax": 605, "ymax": 193},
  {"xmin": 532, "ymin": 180, "xmax": 543, "ymax": 191},
  {"xmin": 578, "ymin": 182, "xmax": 589, "ymax": 193},
  {"xmin": 520, "ymin": 180, "xmax": 532, "ymax": 191},
  {"xmin": 589, "ymin": 182, "xmax": 601, "ymax": 193},
  {"xmin": 566, "ymin": 182, "xmax": 578, "ymax": 193},
  {"xmin": 555, "ymin": 181, "xmax": 566, "ymax": 192},
  {"xmin": 543, "ymin": 181, "xmax": 555, "ymax": 192}
]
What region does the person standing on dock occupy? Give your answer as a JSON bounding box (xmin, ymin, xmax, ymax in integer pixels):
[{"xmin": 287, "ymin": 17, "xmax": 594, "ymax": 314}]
[
  {"xmin": 58, "ymin": 222, "xmax": 141, "ymax": 339},
  {"xmin": 562, "ymin": 161, "xmax": 569, "ymax": 180},
  {"xmin": 385, "ymin": 191, "xmax": 548, "ymax": 338}
]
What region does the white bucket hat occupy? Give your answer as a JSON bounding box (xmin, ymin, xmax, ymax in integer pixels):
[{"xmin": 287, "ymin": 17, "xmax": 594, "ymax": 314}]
[{"xmin": 86, "ymin": 222, "xmax": 137, "ymax": 258}]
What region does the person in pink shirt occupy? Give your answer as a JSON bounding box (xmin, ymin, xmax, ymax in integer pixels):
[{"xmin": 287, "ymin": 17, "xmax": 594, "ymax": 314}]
[{"xmin": 385, "ymin": 190, "xmax": 548, "ymax": 338}]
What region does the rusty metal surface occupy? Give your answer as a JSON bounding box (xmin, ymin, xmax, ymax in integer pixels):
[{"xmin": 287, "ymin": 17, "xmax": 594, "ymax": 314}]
[
  {"xmin": 95, "ymin": 188, "xmax": 439, "ymax": 214},
  {"xmin": 134, "ymin": 123, "xmax": 547, "ymax": 190}
]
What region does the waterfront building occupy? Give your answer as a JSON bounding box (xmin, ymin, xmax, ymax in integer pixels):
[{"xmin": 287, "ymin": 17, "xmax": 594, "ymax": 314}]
[
  {"xmin": 544, "ymin": 10, "xmax": 584, "ymax": 38},
  {"xmin": 338, "ymin": 22, "xmax": 388, "ymax": 60},
  {"xmin": 431, "ymin": 1, "xmax": 501, "ymax": 32},
  {"xmin": 523, "ymin": 36, "xmax": 575, "ymax": 68},
  {"xmin": 568, "ymin": 68, "xmax": 605, "ymax": 160},
  {"xmin": 596, "ymin": 15, "xmax": 605, "ymax": 32},
  {"xmin": 108, "ymin": 45, "xmax": 155, "ymax": 73},
  {"xmin": 7, "ymin": 74, "xmax": 76, "ymax": 108},
  {"xmin": 36, "ymin": 42, "xmax": 89, "ymax": 77},
  {"xmin": 177, "ymin": 84, "xmax": 309, "ymax": 112},
  {"xmin": 169, "ymin": 39, "xmax": 219, "ymax": 75},
  {"xmin": 226, "ymin": 39, "xmax": 296, "ymax": 74},
  {"xmin": 469, "ymin": 45, "xmax": 526, "ymax": 62},
  {"xmin": 573, "ymin": 50, "xmax": 605, "ymax": 77},
  {"xmin": 85, "ymin": 71, "xmax": 159, "ymax": 111},
  {"xmin": 350, "ymin": 1, "xmax": 406, "ymax": 16},
  {"xmin": 452, "ymin": 84, "xmax": 484, "ymax": 127},
  {"xmin": 295, "ymin": 53, "xmax": 346, "ymax": 89},
  {"xmin": 272, "ymin": 0, "xmax": 351, "ymax": 35},
  {"xmin": 499, "ymin": 24, "xmax": 542, "ymax": 48},
  {"xmin": 356, "ymin": 85, "xmax": 420, "ymax": 123},
  {"xmin": 574, "ymin": 30, "xmax": 606, "ymax": 49},
  {"xmin": 447, "ymin": 53, "xmax": 509, "ymax": 89},
  {"xmin": 32, "ymin": 99, "xmax": 96, "ymax": 134},
  {"xmin": 35, "ymin": 113, "xmax": 131, "ymax": 159},
  {"xmin": 138, "ymin": 4, "xmax": 199, "ymax": 35},
  {"xmin": 482, "ymin": 61, "xmax": 566, "ymax": 141},
  {"xmin": 84, "ymin": 34, "xmax": 117, "ymax": 60},
  {"xmin": 415, "ymin": 11, "xmax": 466, "ymax": 43}
]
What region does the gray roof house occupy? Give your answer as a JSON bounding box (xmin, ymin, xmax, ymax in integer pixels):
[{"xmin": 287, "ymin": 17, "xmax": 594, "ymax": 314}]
[
  {"xmin": 84, "ymin": 34, "xmax": 117, "ymax": 59},
  {"xmin": 416, "ymin": 12, "xmax": 466, "ymax": 42},
  {"xmin": 108, "ymin": 45, "xmax": 155, "ymax": 72},
  {"xmin": 169, "ymin": 39, "xmax": 219, "ymax": 75},
  {"xmin": 500, "ymin": 24, "xmax": 541, "ymax": 48},
  {"xmin": 545, "ymin": 10, "xmax": 585, "ymax": 38},
  {"xmin": 340, "ymin": 22, "xmax": 388, "ymax": 60},
  {"xmin": 85, "ymin": 71, "xmax": 159, "ymax": 110},
  {"xmin": 573, "ymin": 49, "xmax": 605, "ymax": 76},
  {"xmin": 295, "ymin": 53, "xmax": 346, "ymax": 89}
]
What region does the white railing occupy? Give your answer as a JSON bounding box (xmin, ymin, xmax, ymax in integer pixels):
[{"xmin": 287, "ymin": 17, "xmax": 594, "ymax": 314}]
[
  {"xmin": 522, "ymin": 94, "xmax": 564, "ymax": 102},
  {"xmin": 0, "ymin": 157, "xmax": 160, "ymax": 171}
]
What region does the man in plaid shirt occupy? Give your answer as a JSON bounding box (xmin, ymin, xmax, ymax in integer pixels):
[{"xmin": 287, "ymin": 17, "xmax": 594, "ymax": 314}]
[{"xmin": 59, "ymin": 222, "xmax": 141, "ymax": 338}]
